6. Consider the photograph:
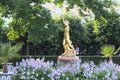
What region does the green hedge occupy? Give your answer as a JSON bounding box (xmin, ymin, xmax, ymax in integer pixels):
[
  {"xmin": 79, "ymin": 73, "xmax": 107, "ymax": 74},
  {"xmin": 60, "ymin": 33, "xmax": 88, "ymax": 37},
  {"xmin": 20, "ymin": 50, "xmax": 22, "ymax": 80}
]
[{"xmin": 12, "ymin": 55, "xmax": 120, "ymax": 65}]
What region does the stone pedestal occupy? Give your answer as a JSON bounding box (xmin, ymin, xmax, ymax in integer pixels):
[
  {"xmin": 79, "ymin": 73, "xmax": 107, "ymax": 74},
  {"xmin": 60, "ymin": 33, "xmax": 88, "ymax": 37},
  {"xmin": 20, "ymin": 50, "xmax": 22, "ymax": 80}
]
[{"xmin": 57, "ymin": 55, "xmax": 80, "ymax": 67}]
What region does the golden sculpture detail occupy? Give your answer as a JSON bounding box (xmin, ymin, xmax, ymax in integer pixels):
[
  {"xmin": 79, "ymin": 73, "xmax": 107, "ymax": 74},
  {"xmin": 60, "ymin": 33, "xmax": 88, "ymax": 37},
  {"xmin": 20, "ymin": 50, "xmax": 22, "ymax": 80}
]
[{"xmin": 62, "ymin": 18, "xmax": 76, "ymax": 56}]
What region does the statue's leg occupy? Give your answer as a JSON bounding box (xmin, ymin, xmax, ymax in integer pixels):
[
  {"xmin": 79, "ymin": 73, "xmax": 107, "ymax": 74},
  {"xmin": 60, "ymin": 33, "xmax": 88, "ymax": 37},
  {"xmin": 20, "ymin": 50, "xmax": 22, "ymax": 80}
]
[{"xmin": 68, "ymin": 41, "xmax": 75, "ymax": 54}]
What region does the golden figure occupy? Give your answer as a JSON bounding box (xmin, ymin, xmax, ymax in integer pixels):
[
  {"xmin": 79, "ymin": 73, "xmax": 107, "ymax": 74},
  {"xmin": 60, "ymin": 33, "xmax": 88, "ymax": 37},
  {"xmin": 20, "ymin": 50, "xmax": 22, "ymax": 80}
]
[{"xmin": 62, "ymin": 18, "xmax": 76, "ymax": 56}]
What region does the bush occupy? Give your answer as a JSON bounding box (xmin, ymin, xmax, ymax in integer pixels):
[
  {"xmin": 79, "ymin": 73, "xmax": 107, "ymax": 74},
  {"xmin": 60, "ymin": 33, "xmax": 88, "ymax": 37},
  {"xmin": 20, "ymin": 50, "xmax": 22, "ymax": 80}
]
[{"xmin": 12, "ymin": 58, "xmax": 120, "ymax": 80}]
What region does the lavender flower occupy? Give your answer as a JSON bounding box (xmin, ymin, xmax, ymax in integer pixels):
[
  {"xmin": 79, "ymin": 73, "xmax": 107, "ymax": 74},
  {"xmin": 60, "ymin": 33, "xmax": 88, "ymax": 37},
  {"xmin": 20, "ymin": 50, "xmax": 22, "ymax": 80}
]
[{"xmin": 12, "ymin": 58, "xmax": 120, "ymax": 80}]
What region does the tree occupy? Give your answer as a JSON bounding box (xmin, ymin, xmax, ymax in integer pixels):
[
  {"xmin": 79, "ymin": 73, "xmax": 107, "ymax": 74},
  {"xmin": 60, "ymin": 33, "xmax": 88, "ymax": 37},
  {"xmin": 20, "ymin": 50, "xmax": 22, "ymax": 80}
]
[
  {"xmin": 1, "ymin": 0, "xmax": 120, "ymax": 55},
  {"xmin": 95, "ymin": 8, "xmax": 120, "ymax": 46},
  {"xmin": 0, "ymin": 0, "xmax": 53, "ymax": 54},
  {"xmin": 54, "ymin": 0, "xmax": 120, "ymax": 55}
]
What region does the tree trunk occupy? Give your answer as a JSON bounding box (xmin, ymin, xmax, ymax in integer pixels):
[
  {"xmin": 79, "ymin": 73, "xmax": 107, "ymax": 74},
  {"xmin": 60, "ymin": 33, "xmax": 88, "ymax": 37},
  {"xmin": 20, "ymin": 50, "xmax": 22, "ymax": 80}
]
[
  {"xmin": 26, "ymin": 42, "xmax": 30, "ymax": 55},
  {"xmin": 3, "ymin": 63, "xmax": 8, "ymax": 73},
  {"xmin": 109, "ymin": 57, "xmax": 113, "ymax": 63}
]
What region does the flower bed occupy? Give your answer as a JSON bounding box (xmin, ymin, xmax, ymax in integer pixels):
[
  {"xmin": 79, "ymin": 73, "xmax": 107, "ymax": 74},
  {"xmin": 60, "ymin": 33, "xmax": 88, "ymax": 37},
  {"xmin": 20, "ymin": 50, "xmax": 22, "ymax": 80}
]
[{"xmin": 12, "ymin": 58, "xmax": 120, "ymax": 80}]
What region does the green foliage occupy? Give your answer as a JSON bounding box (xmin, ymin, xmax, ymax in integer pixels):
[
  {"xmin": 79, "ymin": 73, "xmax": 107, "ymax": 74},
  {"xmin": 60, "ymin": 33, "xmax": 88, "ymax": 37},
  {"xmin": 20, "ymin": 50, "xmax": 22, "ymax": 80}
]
[
  {"xmin": 114, "ymin": 47, "xmax": 120, "ymax": 55},
  {"xmin": 93, "ymin": 16, "xmax": 107, "ymax": 34},
  {"xmin": 67, "ymin": 16, "xmax": 90, "ymax": 44},
  {"xmin": 0, "ymin": 18, "xmax": 4, "ymax": 27},
  {"xmin": 95, "ymin": 13, "xmax": 120, "ymax": 45},
  {"xmin": 11, "ymin": 42, "xmax": 23, "ymax": 56},
  {"xmin": 0, "ymin": 43, "xmax": 11, "ymax": 57},
  {"xmin": 0, "ymin": 17, "xmax": 9, "ymax": 43},
  {"xmin": 0, "ymin": 18, "xmax": 5, "ymax": 41},
  {"xmin": 54, "ymin": 0, "xmax": 115, "ymax": 18},
  {"xmin": 53, "ymin": 0, "xmax": 119, "ymax": 45},
  {"xmin": 0, "ymin": 0, "xmax": 120, "ymax": 55},
  {"xmin": 0, "ymin": 0, "xmax": 53, "ymax": 44},
  {"xmin": 101, "ymin": 44, "xmax": 120, "ymax": 58},
  {"xmin": 49, "ymin": 15, "xmax": 90, "ymax": 53},
  {"xmin": 101, "ymin": 44, "xmax": 115, "ymax": 57},
  {"xmin": 0, "ymin": 42, "xmax": 23, "ymax": 63},
  {"xmin": 53, "ymin": 0, "xmax": 120, "ymax": 55},
  {"xmin": 7, "ymin": 30, "xmax": 19, "ymax": 41}
]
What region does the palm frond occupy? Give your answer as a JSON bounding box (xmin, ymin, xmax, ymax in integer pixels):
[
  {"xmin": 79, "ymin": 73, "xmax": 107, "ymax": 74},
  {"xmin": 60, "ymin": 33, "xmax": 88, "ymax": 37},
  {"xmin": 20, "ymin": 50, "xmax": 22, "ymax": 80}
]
[
  {"xmin": 100, "ymin": 44, "xmax": 115, "ymax": 57},
  {"xmin": 0, "ymin": 42, "xmax": 23, "ymax": 62},
  {"xmin": 11, "ymin": 42, "xmax": 23, "ymax": 55},
  {"xmin": 0, "ymin": 43, "xmax": 11, "ymax": 57},
  {"xmin": 113, "ymin": 46, "xmax": 120, "ymax": 54}
]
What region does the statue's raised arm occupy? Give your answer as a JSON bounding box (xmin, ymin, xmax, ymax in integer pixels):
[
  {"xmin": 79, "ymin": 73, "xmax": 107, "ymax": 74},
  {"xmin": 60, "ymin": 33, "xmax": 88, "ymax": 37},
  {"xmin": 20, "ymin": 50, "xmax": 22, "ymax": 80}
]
[{"xmin": 62, "ymin": 18, "xmax": 69, "ymax": 27}]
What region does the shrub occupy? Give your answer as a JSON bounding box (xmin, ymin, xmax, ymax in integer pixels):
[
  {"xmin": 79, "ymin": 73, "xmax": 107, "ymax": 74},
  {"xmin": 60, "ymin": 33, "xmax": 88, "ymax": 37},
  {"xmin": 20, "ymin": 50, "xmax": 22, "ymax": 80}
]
[{"xmin": 12, "ymin": 58, "xmax": 120, "ymax": 80}]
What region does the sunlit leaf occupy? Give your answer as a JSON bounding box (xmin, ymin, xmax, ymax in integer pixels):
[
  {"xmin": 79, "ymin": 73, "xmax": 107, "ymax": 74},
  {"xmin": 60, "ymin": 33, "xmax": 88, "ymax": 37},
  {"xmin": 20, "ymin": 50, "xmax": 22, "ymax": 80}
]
[{"xmin": 101, "ymin": 44, "xmax": 115, "ymax": 57}]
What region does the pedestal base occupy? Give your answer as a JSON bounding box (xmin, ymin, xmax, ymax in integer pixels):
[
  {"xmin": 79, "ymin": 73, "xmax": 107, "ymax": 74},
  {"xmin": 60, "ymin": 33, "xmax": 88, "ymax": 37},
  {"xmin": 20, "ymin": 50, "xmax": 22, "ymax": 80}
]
[{"xmin": 57, "ymin": 55, "xmax": 80, "ymax": 67}]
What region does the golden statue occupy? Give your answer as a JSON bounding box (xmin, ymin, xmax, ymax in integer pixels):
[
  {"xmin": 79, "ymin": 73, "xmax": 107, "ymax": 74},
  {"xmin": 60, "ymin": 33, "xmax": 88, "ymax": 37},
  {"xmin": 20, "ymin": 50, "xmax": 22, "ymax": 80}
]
[{"xmin": 62, "ymin": 18, "xmax": 76, "ymax": 56}]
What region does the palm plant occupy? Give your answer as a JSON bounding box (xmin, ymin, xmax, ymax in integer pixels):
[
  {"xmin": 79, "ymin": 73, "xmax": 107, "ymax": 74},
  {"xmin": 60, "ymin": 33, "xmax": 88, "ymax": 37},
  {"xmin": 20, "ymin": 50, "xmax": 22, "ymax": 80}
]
[
  {"xmin": 0, "ymin": 42, "xmax": 23, "ymax": 73},
  {"xmin": 100, "ymin": 44, "xmax": 120, "ymax": 62}
]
